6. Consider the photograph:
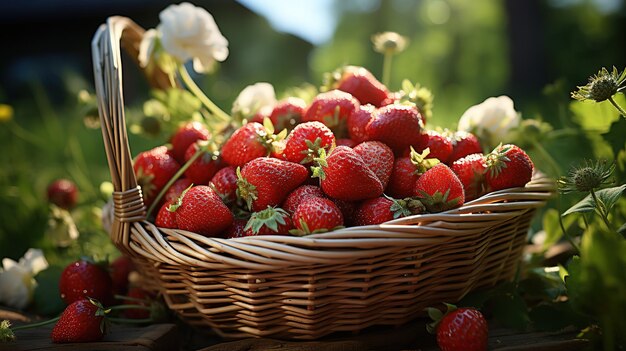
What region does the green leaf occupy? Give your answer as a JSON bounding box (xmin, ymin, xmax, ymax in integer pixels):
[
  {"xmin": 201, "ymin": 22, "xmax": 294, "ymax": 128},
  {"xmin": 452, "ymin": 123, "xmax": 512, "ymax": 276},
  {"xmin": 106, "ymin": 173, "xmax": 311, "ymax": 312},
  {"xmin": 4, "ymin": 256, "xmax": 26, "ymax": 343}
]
[
  {"xmin": 33, "ymin": 265, "xmax": 66, "ymax": 316},
  {"xmin": 595, "ymin": 184, "xmax": 626, "ymax": 214},
  {"xmin": 562, "ymin": 194, "xmax": 596, "ymax": 217},
  {"xmin": 602, "ymin": 115, "xmax": 626, "ymax": 157},
  {"xmin": 570, "ymin": 94, "xmax": 624, "ymax": 132}
]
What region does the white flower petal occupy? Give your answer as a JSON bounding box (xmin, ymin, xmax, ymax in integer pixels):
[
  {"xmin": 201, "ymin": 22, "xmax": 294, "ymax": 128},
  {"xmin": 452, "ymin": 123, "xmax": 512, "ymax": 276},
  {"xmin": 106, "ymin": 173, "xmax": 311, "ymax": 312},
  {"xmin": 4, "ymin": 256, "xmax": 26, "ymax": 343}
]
[
  {"xmin": 457, "ymin": 95, "xmax": 520, "ymax": 146},
  {"xmin": 20, "ymin": 249, "xmax": 48, "ymax": 276},
  {"xmin": 138, "ymin": 29, "xmax": 158, "ymax": 68},
  {"xmin": 232, "ymin": 83, "xmax": 276, "ymax": 117}
]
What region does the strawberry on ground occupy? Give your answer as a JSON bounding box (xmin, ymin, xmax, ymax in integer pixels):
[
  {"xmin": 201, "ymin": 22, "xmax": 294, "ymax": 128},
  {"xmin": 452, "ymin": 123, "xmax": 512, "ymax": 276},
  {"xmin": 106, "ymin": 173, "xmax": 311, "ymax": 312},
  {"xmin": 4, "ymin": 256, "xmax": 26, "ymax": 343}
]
[
  {"xmin": 451, "ymin": 153, "xmax": 488, "ymax": 201},
  {"xmin": 51, "ymin": 298, "xmax": 108, "ymax": 343},
  {"xmin": 183, "ymin": 141, "xmax": 222, "ymax": 185},
  {"xmin": 353, "ymin": 141, "xmax": 394, "ymax": 189},
  {"xmin": 59, "ymin": 259, "xmax": 114, "ymax": 306},
  {"xmin": 413, "ymin": 130, "xmax": 453, "ymax": 164},
  {"xmin": 244, "ymin": 207, "xmax": 294, "ymax": 235},
  {"xmin": 347, "ymin": 104, "xmax": 375, "ymax": 143},
  {"xmin": 485, "ymin": 144, "xmax": 534, "ymax": 191},
  {"xmin": 47, "ymin": 179, "xmax": 79, "ymax": 210},
  {"xmin": 169, "ymin": 185, "xmax": 233, "ymax": 237},
  {"xmin": 354, "ymin": 196, "xmax": 425, "ymax": 226},
  {"xmin": 325, "ymin": 65, "xmax": 390, "ymax": 107},
  {"xmin": 413, "ymin": 163, "xmax": 465, "ymax": 213},
  {"xmin": 277, "ymin": 121, "xmax": 336, "ymax": 164},
  {"xmin": 237, "ymin": 157, "xmax": 309, "ymax": 212},
  {"xmin": 210, "ymin": 166, "xmax": 238, "ymax": 204},
  {"xmin": 313, "ymin": 146, "xmax": 383, "ymax": 201},
  {"xmin": 221, "ymin": 122, "xmax": 282, "ymax": 167},
  {"xmin": 365, "ymin": 104, "xmax": 424, "ymax": 154},
  {"xmin": 448, "ymin": 131, "xmax": 482, "ymax": 164},
  {"xmin": 155, "ymin": 200, "xmax": 178, "ymax": 229},
  {"xmin": 109, "ymin": 255, "xmax": 135, "ymax": 296},
  {"xmin": 170, "ymin": 121, "xmax": 210, "ymax": 164},
  {"xmin": 386, "ymin": 148, "xmax": 440, "ymax": 199},
  {"xmin": 282, "ymin": 185, "xmax": 326, "ymax": 215},
  {"xmin": 291, "ymin": 197, "xmax": 343, "ymax": 235},
  {"xmin": 133, "ymin": 146, "xmax": 181, "ymax": 208},
  {"xmin": 302, "ymin": 90, "xmax": 359, "ymax": 137},
  {"xmin": 427, "ymin": 304, "xmax": 488, "ymax": 351}
]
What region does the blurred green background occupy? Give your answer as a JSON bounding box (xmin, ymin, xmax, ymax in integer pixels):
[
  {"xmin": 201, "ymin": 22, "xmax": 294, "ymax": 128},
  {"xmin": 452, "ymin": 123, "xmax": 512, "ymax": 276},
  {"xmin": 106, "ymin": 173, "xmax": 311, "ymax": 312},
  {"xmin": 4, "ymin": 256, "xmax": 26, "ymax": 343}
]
[{"xmin": 0, "ymin": 0, "xmax": 625, "ymax": 261}]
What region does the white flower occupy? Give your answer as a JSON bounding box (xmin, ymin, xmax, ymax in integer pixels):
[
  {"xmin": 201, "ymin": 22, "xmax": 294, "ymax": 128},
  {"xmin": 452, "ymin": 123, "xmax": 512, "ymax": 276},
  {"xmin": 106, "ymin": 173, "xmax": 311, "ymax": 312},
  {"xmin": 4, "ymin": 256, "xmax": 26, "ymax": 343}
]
[
  {"xmin": 231, "ymin": 83, "xmax": 276, "ymax": 119},
  {"xmin": 139, "ymin": 2, "xmax": 229, "ymax": 73},
  {"xmin": 0, "ymin": 249, "xmax": 48, "ymax": 309},
  {"xmin": 458, "ymin": 95, "xmax": 521, "ymax": 148},
  {"xmin": 46, "ymin": 205, "xmax": 79, "ymax": 248}
]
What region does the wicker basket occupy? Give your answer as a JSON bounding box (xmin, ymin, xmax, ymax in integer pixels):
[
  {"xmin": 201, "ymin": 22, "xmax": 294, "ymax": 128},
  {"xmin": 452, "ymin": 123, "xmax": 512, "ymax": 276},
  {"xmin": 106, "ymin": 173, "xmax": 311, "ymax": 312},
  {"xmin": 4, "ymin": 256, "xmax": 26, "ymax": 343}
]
[{"xmin": 92, "ymin": 17, "xmax": 556, "ymax": 340}]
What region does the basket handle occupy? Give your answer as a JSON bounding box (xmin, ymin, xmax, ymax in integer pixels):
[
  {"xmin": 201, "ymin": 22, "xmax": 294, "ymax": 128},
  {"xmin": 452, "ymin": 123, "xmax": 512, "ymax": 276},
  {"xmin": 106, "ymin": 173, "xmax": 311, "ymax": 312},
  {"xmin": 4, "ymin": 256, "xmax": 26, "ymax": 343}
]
[{"xmin": 91, "ymin": 16, "xmax": 173, "ymax": 252}]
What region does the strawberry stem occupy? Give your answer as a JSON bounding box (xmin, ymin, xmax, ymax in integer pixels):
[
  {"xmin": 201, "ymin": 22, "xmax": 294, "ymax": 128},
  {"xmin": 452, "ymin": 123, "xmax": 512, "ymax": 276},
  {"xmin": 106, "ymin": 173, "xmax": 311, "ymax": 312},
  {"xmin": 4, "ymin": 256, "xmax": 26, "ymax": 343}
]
[
  {"xmin": 9, "ymin": 316, "xmax": 60, "ymax": 331},
  {"xmin": 107, "ymin": 317, "xmax": 154, "ymax": 324},
  {"xmin": 178, "ymin": 64, "xmax": 231, "ymax": 125},
  {"xmin": 382, "ymin": 52, "xmax": 393, "ymax": 87},
  {"xmin": 108, "ymin": 305, "xmax": 152, "ymax": 312}
]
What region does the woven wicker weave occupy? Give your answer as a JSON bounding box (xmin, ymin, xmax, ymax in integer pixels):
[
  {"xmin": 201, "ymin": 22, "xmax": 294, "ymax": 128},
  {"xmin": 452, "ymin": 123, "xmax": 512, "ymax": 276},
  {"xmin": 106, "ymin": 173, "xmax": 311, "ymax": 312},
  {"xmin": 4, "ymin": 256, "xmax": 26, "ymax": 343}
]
[{"xmin": 92, "ymin": 17, "xmax": 556, "ymax": 340}]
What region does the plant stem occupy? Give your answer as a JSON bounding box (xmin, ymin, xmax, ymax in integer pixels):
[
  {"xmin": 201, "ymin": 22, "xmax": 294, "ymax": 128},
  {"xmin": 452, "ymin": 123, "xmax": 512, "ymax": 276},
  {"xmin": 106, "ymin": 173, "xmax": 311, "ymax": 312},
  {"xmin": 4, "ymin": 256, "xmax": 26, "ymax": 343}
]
[
  {"xmin": 145, "ymin": 147, "xmax": 204, "ymax": 218},
  {"xmin": 107, "ymin": 317, "xmax": 154, "ymax": 324},
  {"xmin": 382, "ymin": 52, "xmax": 393, "ymax": 87},
  {"xmin": 178, "ymin": 65, "xmax": 231, "ymax": 124},
  {"xmin": 108, "ymin": 304, "xmax": 152, "ymax": 311},
  {"xmin": 558, "ymin": 214, "xmax": 580, "ymax": 254},
  {"xmin": 608, "ymin": 96, "xmax": 626, "ymax": 117},
  {"xmin": 530, "ymin": 139, "xmax": 562, "ymax": 176},
  {"xmin": 11, "ymin": 316, "xmax": 60, "ymax": 331}
]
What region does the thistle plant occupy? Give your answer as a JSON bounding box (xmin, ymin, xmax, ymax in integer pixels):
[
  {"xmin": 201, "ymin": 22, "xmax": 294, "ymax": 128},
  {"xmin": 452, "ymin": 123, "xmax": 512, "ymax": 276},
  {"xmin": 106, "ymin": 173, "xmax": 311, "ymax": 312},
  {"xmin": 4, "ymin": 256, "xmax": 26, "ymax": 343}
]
[{"xmin": 571, "ymin": 66, "xmax": 626, "ymax": 117}]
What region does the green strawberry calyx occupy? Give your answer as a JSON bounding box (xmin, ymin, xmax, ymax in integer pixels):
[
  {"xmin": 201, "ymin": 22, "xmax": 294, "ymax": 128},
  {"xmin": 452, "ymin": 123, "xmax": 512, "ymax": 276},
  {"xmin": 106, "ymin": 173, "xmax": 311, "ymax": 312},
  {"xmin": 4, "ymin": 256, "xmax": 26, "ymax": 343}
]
[
  {"xmin": 410, "ymin": 147, "xmax": 440, "ymax": 175},
  {"xmin": 398, "ymin": 79, "xmax": 434, "ymax": 122},
  {"xmin": 235, "ymin": 167, "xmax": 258, "ymax": 211},
  {"xmin": 245, "ymin": 206, "xmax": 289, "ymax": 234},
  {"xmin": 258, "ymin": 118, "xmax": 287, "ymax": 154},
  {"xmin": 300, "ymin": 137, "xmax": 332, "ymax": 164},
  {"xmin": 425, "ymin": 303, "xmax": 457, "ymax": 334},
  {"xmin": 485, "ymin": 143, "xmax": 512, "ymax": 178},
  {"xmin": 167, "ymin": 184, "xmax": 194, "ymax": 212},
  {"xmin": 385, "ymin": 195, "xmax": 425, "ymax": 219},
  {"xmin": 310, "ymin": 148, "xmax": 329, "ymax": 181},
  {"xmin": 417, "ymin": 188, "xmax": 460, "ymax": 213}
]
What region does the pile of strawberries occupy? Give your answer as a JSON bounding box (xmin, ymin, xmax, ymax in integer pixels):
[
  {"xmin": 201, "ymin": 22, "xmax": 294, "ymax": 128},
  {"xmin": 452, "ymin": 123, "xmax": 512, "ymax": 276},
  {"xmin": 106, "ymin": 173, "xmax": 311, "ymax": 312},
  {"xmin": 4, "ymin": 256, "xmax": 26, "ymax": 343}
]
[{"xmin": 134, "ymin": 65, "xmax": 534, "ymax": 238}]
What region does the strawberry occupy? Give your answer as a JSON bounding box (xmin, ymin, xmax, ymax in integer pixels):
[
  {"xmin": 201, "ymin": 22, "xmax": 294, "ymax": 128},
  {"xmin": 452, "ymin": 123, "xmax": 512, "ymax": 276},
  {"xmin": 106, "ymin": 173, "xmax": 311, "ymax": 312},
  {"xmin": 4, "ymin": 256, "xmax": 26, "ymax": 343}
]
[
  {"xmin": 121, "ymin": 287, "xmax": 151, "ymax": 320},
  {"xmin": 451, "ymin": 153, "xmax": 488, "ymax": 201},
  {"xmin": 278, "ymin": 121, "xmax": 336, "ymax": 164},
  {"xmin": 244, "ymin": 207, "xmax": 294, "ymax": 235},
  {"xmin": 330, "ymin": 198, "xmax": 358, "ymax": 227},
  {"xmin": 485, "ymin": 144, "xmax": 534, "ymax": 191},
  {"xmin": 427, "ymin": 304, "xmax": 488, "ymax": 351},
  {"xmin": 386, "ymin": 148, "xmax": 440, "ymax": 199},
  {"xmin": 59, "ymin": 259, "xmax": 113, "ymax": 305},
  {"xmin": 413, "ymin": 130, "xmax": 453, "ymax": 164},
  {"xmin": 170, "ymin": 121, "xmax": 210, "ymax": 164},
  {"xmin": 155, "ymin": 200, "xmax": 178, "ymax": 228},
  {"xmin": 225, "ymin": 219, "xmax": 247, "ymax": 238},
  {"xmin": 169, "ymin": 185, "xmax": 233, "ymax": 237},
  {"xmin": 51, "ymin": 298, "xmax": 108, "ymax": 343},
  {"xmin": 47, "ymin": 179, "xmax": 79, "ymax": 209},
  {"xmin": 249, "ymin": 105, "xmax": 273, "ymax": 124},
  {"xmin": 221, "ymin": 122, "xmax": 283, "ymax": 167},
  {"xmin": 365, "ymin": 104, "xmax": 424, "ymax": 154},
  {"xmin": 269, "ymin": 97, "xmax": 306, "ymax": 130},
  {"xmin": 325, "ymin": 65, "xmax": 390, "ymax": 107},
  {"xmin": 353, "ymin": 141, "xmax": 394, "ymax": 188},
  {"xmin": 210, "ymin": 166, "xmax": 238, "ymax": 204},
  {"xmin": 237, "ymin": 157, "xmax": 309, "ymax": 212},
  {"xmin": 302, "ymin": 90, "xmax": 359, "ymax": 137},
  {"xmin": 347, "ymin": 104, "xmax": 375, "ymax": 143},
  {"xmin": 336, "ymin": 138, "xmax": 357, "ymax": 148},
  {"xmin": 282, "ymin": 185, "xmax": 326, "ymax": 215},
  {"xmin": 109, "ymin": 255, "xmax": 135, "ymax": 296},
  {"xmin": 353, "ymin": 196, "xmax": 424, "ymax": 226},
  {"xmin": 414, "ymin": 163, "xmax": 465, "ymax": 213},
  {"xmin": 313, "ymin": 146, "xmax": 384, "ymax": 201},
  {"xmin": 133, "ymin": 146, "xmax": 181, "ymax": 208},
  {"xmin": 448, "ymin": 131, "xmax": 482, "ymax": 164},
  {"xmin": 291, "ymin": 197, "xmax": 343, "ymax": 235},
  {"xmin": 183, "ymin": 141, "xmax": 222, "ymax": 185},
  {"xmin": 163, "ymin": 178, "xmax": 193, "ymax": 205}
]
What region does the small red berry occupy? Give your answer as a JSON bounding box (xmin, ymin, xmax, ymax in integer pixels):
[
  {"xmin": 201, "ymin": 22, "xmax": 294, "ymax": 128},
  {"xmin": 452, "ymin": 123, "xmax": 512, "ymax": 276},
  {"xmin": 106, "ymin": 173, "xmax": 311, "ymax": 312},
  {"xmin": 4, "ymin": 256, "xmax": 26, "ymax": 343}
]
[{"xmin": 47, "ymin": 179, "xmax": 79, "ymax": 209}]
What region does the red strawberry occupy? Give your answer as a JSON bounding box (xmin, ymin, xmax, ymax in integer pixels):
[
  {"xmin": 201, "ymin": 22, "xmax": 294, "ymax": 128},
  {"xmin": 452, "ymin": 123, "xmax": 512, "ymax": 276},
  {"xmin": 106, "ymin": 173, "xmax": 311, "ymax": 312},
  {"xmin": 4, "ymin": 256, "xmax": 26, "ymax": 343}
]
[
  {"xmin": 428, "ymin": 305, "xmax": 488, "ymax": 351},
  {"xmin": 59, "ymin": 260, "xmax": 113, "ymax": 305},
  {"xmin": 325, "ymin": 66, "xmax": 390, "ymax": 107},
  {"xmin": 163, "ymin": 178, "xmax": 193, "ymax": 204},
  {"xmin": 249, "ymin": 105, "xmax": 273, "ymax": 124},
  {"xmin": 237, "ymin": 157, "xmax": 309, "ymax": 212},
  {"xmin": 414, "ymin": 163, "xmax": 465, "ymax": 213},
  {"xmin": 413, "ymin": 130, "xmax": 453, "ymax": 164},
  {"xmin": 47, "ymin": 179, "xmax": 79, "ymax": 209},
  {"xmin": 303, "ymin": 90, "xmax": 359, "ymax": 137},
  {"xmin": 51, "ymin": 298, "xmax": 107, "ymax": 343},
  {"xmin": 336, "ymin": 138, "xmax": 357, "ymax": 148},
  {"xmin": 282, "ymin": 185, "xmax": 326, "ymax": 215},
  {"xmin": 292, "ymin": 197, "xmax": 343, "ymax": 235},
  {"xmin": 451, "ymin": 153, "xmax": 488, "ymax": 201},
  {"xmin": 353, "ymin": 141, "xmax": 394, "ymax": 188},
  {"xmin": 314, "ymin": 146, "xmax": 383, "ymax": 201},
  {"xmin": 109, "ymin": 256, "xmax": 135, "ymax": 296},
  {"xmin": 121, "ymin": 287, "xmax": 151, "ymax": 319},
  {"xmin": 210, "ymin": 166, "xmax": 238, "ymax": 204},
  {"xmin": 155, "ymin": 200, "xmax": 178, "ymax": 228},
  {"xmin": 379, "ymin": 91, "xmax": 402, "ymax": 107},
  {"xmin": 225, "ymin": 219, "xmax": 247, "ymax": 238},
  {"xmin": 170, "ymin": 185, "xmax": 233, "ymax": 236},
  {"xmin": 269, "ymin": 97, "xmax": 306, "ymax": 130},
  {"xmin": 133, "ymin": 146, "xmax": 181, "ymax": 208},
  {"xmin": 330, "ymin": 198, "xmax": 358, "ymax": 227},
  {"xmin": 354, "ymin": 197, "xmax": 424, "ymax": 226},
  {"xmin": 448, "ymin": 131, "xmax": 482, "ymax": 164},
  {"xmin": 170, "ymin": 121, "xmax": 210, "ymax": 164},
  {"xmin": 244, "ymin": 207, "xmax": 294, "ymax": 235},
  {"xmin": 385, "ymin": 148, "xmax": 439, "ymax": 199},
  {"xmin": 347, "ymin": 104, "xmax": 375, "ymax": 143},
  {"xmin": 365, "ymin": 104, "xmax": 424, "ymax": 154},
  {"xmin": 221, "ymin": 122, "xmax": 280, "ymax": 167},
  {"xmin": 278, "ymin": 121, "xmax": 336, "ymax": 164},
  {"xmin": 485, "ymin": 144, "xmax": 534, "ymax": 191},
  {"xmin": 183, "ymin": 141, "xmax": 222, "ymax": 185}
]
